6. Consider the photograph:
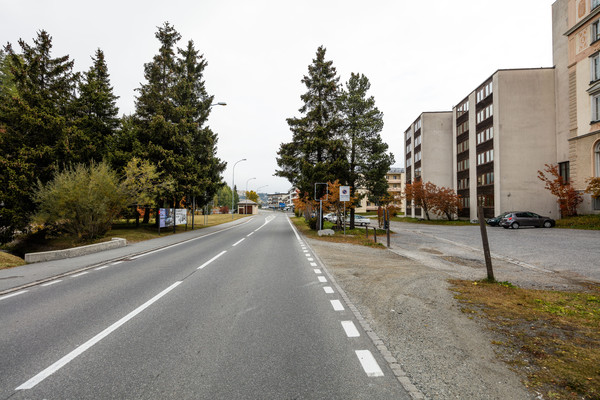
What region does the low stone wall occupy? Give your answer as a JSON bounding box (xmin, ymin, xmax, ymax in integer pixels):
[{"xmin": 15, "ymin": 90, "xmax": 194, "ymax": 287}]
[{"xmin": 24, "ymin": 238, "xmax": 127, "ymax": 263}]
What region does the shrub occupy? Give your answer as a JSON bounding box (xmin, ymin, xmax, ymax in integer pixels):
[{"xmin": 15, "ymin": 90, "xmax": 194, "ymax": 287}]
[
  {"xmin": 219, "ymin": 205, "xmax": 229, "ymax": 214},
  {"xmin": 308, "ymin": 217, "xmax": 318, "ymax": 230},
  {"xmin": 34, "ymin": 162, "xmax": 127, "ymax": 241}
]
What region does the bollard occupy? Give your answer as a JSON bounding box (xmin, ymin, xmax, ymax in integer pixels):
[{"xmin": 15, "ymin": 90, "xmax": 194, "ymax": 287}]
[{"xmin": 373, "ymin": 227, "xmax": 377, "ymax": 243}]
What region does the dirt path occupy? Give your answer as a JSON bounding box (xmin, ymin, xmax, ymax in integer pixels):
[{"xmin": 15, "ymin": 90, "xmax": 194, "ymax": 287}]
[{"xmin": 307, "ymin": 239, "xmax": 533, "ymax": 400}]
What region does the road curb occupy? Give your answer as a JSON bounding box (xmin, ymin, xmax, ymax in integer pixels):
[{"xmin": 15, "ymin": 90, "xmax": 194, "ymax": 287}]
[{"xmin": 300, "ymin": 234, "xmax": 426, "ymax": 400}]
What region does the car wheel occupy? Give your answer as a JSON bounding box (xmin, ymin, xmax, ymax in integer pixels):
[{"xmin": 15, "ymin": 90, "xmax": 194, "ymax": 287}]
[
  {"xmin": 543, "ymin": 221, "xmax": 552, "ymax": 228},
  {"xmin": 511, "ymin": 222, "xmax": 519, "ymax": 229}
]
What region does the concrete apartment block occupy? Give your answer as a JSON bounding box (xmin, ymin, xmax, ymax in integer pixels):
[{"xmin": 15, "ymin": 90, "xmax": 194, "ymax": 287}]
[
  {"xmin": 355, "ymin": 168, "xmax": 406, "ymax": 213},
  {"xmin": 453, "ymin": 69, "xmax": 558, "ymax": 221},
  {"xmin": 404, "ymin": 112, "xmax": 453, "ymax": 219},
  {"xmin": 553, "ymin": 0, "xmax": 600, "ymax": 213}
]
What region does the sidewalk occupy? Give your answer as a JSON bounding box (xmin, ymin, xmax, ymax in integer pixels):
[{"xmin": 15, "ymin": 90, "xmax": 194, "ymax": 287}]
[{"xmin": 0, "ymin": 217, "xmax": 253, "ymax": 295}]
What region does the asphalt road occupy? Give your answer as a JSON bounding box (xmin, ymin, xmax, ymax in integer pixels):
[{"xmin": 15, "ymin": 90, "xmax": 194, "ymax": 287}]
[
  {"xmin": 0, "ymin": 213, "xmax": 408, "ymax": 399},
  {"xmin": 389, "ymin": 221, "xmax": 600, "ymax": 283}
]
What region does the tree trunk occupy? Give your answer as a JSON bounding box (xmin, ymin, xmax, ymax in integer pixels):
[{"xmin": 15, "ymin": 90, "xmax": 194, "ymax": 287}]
[{"xmin": 143, "ymin": 207, "xmax": 150, "ymax": 224}]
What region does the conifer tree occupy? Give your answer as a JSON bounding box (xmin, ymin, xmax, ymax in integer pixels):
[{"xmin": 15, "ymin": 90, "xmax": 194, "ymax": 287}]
[
  {"xmin": 0, "ymin": 31, "xmax": 78, "ymax": 242},
  {"xmin": 276, "ymin": 46, "xmax": 347, "ymax": 201},
  {"xmin": 339, "ymin": 72, "xmax": 393, "ymax": 227},
  {"xmin": 74, "ymin": 49, "xmax": 120, "ymax": 163}
]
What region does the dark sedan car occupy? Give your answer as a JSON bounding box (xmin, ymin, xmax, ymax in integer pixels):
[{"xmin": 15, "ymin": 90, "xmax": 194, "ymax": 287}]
[
  {"xmin": 486, "ymin": 212, "xmax": 511, "ymax": 226},
  {"xmin": 500, "ymin": 212, "xmax": 556, "ymax": 229}
]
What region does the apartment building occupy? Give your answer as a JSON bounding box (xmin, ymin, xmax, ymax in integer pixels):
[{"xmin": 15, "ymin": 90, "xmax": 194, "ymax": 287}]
[
  {"xmin": 553, "ymin": 0, "xmax": 600, "ymax": 212},
  {"xmin": 452, "ymin": 69, "xmax": 558, "ymax": 220},
  {"xmin": 404, "ymin": 112, "xmax": 453, "ymax": 219},
  {"xmin": 356, "ymin": 168, "xmax": 406, "ymax": 213}
]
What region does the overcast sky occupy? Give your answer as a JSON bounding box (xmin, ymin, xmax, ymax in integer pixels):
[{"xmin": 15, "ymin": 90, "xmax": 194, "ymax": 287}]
[{"xmin": 2, "ymin": 0, "xmax": 556, "ymax": 193}]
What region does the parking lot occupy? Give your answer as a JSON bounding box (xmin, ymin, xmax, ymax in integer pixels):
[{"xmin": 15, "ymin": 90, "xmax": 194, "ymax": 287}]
[{"xmin": 387, "ymin": 221, "xmax": 600, "ymax": 286}]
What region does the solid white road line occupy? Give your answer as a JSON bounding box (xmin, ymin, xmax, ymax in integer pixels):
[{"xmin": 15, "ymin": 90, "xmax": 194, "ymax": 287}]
[
  {"xmin": 355, "ymin": 350, "xmax": 384, "ymax": 377},
  {"xmin": 197, "ymin": 251, "xmax": 227, "ymax": 270},
  {"xmin": 232, "ymin": 238, "xmax": 245, "ymax": 247},
  {"xmin": 341, "ymin": 321, "xmax": 360, "ymax": 337},
  {"xmin": 16, "ymin": 281, "xmax": 182, "ymax": 390},
  {"xmin": 330, "ymin": 299, "xmax": 344, "ymax": 311},
  {"xmin": 0, "ymin": 290, "xmax": 28, "ymax": 301},
  {"xmin": 323, "ymin": 286, "xmax": 334, "ymax": 294},
  {"xmin": 41, "ymin": 280, "xmax": 62, "ymax": 287},
  {"xmin": 71, "ymin": 272, "xmax": 89, "ymax": 278},
  {"xmin": 286, "ymin": 216, "xmax": 302, "ymax": 242},
  {"xmin": 318, "ymin": 276, "xmax": 327, "ymax": 283},
  {"xmin": 247, "ymin": 232, "xmax": 254, "ymax": 237}
]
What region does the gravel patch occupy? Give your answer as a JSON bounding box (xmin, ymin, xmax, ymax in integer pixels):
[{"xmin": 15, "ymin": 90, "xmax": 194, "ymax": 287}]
[{"xmin": 306, "ymin": 239, "xmax": 533, "ymax": 400}]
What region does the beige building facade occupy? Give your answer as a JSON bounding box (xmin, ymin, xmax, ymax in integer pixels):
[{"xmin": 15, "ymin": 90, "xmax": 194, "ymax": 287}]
[
  {"xmin": 404, "ymin": 112, "xmax": 454, "ymax": 219},
  {"xmin": 355, "ymin": 168, "xmax": 406, "ymax": 213},
  {"xmin": 553, "ymin": 0, "xmax": 600, "ymax": 212},
  {"xmin": 453, "ymin": 69, "xmax": 559, "ymax": 220}
]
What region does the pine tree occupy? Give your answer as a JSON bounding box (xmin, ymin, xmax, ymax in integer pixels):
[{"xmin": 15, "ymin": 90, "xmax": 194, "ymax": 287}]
[
  {"xmin": 174, "ymin": 40, "xmax": 225, "ymax": 208},
  {"xmin": 73, "ymin": 49, "xmax": 120, "ymax": 163},
  {"xmin": 276, "ymin": 46, "xmax": 347, "ymax": 201},
  {"xmin": 339, "ymin": 72, "xmax": 393, "ymax": 228},
  {"xmin": 0, "ymin": 30, "xmax": 79, "ymax": 242},
  {"xmin": 133, "ymin": 22, "xmax": 183, "ymax": 208}
]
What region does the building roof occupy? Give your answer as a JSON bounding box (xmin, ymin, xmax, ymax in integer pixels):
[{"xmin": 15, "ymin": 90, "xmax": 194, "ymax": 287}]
[{"xmin": 238, "ymin": 200, "xmax": 257, "ymax": 205}]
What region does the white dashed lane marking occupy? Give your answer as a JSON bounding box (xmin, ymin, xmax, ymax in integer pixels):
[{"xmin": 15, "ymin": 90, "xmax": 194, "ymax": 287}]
[
  {"xmin": 341, "ymin": 321, "xmax": 360, "ymax": 337},
  {"xmin": 313, "ymin": 269, "xmax": 321, "ymax": 274},
  {"xmin": 41, "ymin": 280, "xmax": 62, "ymax": 287},
  {"xmin": 330, "ymin": 300, "xmax": 344, "ymax": 311},
  {"xmin": 355, "ymin": 350, "xmax": 384, "ymax": 377},
  {"xmin": 323, "ymin": 286, "xmax": 334, "ymax": 294},
  {"xmin": 318, "ymin": 276, "xmax": 327, "ymax": 283},
  {"xmin": 0, "ymin": 290, "xmax": 28, "ymax": 301},
  {"xmin": 72, "ymin": 272, "xmax": 89, "ymax": 278}
]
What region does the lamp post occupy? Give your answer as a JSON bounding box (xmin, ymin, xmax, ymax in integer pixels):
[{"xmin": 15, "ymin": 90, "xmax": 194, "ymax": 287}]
[
  {"xmin": 245, "ymin": 177, "xmax": 256, "ymax": 197},
  {"xmin": 210, "ymin": 102, "xmax": 227, "ymax": 107},
  {"xmin": 232, "ymin": 158, "xmax": 247, "ymax": 219}
]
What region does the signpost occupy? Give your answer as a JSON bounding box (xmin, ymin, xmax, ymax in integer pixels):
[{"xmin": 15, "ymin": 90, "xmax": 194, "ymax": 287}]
[{"xmin": 340, "ymin": 186, "xmax": 350, "ymax": 235}]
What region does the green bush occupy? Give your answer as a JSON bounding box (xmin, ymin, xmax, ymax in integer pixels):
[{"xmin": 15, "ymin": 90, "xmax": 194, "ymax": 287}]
[
  {"xmin": 34, "ymin": 162, "xmax": 127, "ymax": 240},
  {"xmin": 308, "ymin": 217, "xmax": 318, "ymax": 230}
]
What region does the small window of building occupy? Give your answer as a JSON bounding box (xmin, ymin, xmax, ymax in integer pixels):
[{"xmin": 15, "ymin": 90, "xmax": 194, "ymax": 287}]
[
  {"xmin": 593, "ymin": 20, "xmax": 600, "ymax": 43},
  {"xmin": 592, "ymin": 93, "xmax": 600, "ymax": 122},
  {"xmin": 592, "ymin": 53, "xmax": 600, "ymax": 82}
]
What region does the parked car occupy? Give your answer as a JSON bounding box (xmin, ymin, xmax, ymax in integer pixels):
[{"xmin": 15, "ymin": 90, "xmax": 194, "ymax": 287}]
[
  {"xmin": 500, "ymin": 212, "xmax": 555, "ymax": 229},
  {"xmin": 323, "ymin": 213, "xmax": 337, "ymax": 222},
  {"xmin": 486, "ymin": 212, "xmax": 511, "ymax": 226},
  {"xmin": 344, "ymin": 215, "xmax": 371, "ymax": 226}
]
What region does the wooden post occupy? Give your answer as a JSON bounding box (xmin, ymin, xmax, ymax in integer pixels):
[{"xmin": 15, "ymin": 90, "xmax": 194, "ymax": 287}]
[
  {"xmin": 478, "ymin": 205, "xmax": 495, "ymax": 281},
  {"xmin": 386, "ymin": 210, "xmax": 390, "ymax": 248},
  {"xmin": 365, "ymin": 225, "xmax": 368, "ymax": 238},
  {"xmin": 373, "ymin": 227, "xmax": 377, "ymax": 243}
]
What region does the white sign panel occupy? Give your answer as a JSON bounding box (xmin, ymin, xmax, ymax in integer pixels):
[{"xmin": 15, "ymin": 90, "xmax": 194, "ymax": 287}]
[{"xmin": 340, "ymin": 186, "xmax": 350, "ymax": 202}]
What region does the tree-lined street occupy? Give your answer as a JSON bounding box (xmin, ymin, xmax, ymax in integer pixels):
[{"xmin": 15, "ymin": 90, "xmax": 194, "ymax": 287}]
[{"xmin": 0, "ymin": 213, "xmax": 408, "ymax": 399}]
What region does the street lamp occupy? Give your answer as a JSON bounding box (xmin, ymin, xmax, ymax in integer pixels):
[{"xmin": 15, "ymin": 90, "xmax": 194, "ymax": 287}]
[
  {"xmin": 245, "ymin": 177, "xmax": 256, "ymax": 197},
  {"xmin": 232, "ymin": 158, "xmax": 247, "ymax": 219},
  {"xmin": 210, "ymin": 102, "xmax": 227, "ymax": 107}
]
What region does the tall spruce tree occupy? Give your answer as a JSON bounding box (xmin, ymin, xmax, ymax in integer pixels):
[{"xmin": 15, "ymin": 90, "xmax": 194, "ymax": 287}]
[
  {"xmin": 0, "ymin": 31, "xmax": 79, "ymax": 242},
  {"xmin": 174, "ymin": 40, "xmax": 225, "ymax": 208},
  {"xmin": 133, "ymin": 22, "xmax": 184, "ymax": 208},
  {"xmin": 276, "ymin": 46, "xmax": 347, "ymax": 201},
  {"xmin": 74, "ymin": 49, "xmax": 120, "ymax": 163},
  {"xmin": 339, "ymin": 72, "xmax": 393, "ymax": 227}
]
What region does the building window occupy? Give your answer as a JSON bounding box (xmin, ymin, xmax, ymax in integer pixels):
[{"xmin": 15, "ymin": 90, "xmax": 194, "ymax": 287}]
[
  {"xmin": 457, "ymin": 159, "xmax": 469, "ymax": 172},
  {"xmin": 457, "ymin": 140, "xmax": 469, "ymax": 154},
  {"xmin": 456, "ymin": 101, "xmax": 469, "ymax": 117},
  {"xmin": 592, "ymin": 53, "xmax": 600, "ymax": 82},
  {"xmin": 592, "ymin": 93, "xmax": 600, "ymax": 122},
  {"xmin": 459, "ymin": 197, "xmax": 470, "ymax": 208},
  {"xmin": 476, "ymin": 81, "xmax": 493, "ymax": 103},
  {"xmin": 476, "ymin": 126, "xmax": 494, "ymax": 145},
  {"xmin": 476, "ymin": 104, "xmax": 493, "ymax": 124},
  {"xmin": 414, "ymin": 151, "xmax": 421, "ymax": 162},
  {"xmin": 406, "ymin": 158, "xmax": 412, "ymax": 167},
  {"xmin": 559, "ymin": 161, "xmax": 570, "ymax": 184},
  {"xmin": 415, "ymin": 135, "xmax": 422, "ymax": 146},
  {"xmin": 457, "ymin": 178, "xmax": 469, "ymax": 190},
  {"xmin": 414, "ymin": 167, "xmax": 421, "ymax": 177},
  {"xmin": 415, "ymin": 118, "xmax": 421, "ymax": 131},
  {"xmin": 593, "ymin": 20, "xmax": 600, "ymax": 43},
  {"xmin": 595, "ymin": 142, "xmax": 600, "ymax": 177},
  {"xmin": 594, "ymin": 0, "xmax": 600, "ymax": 10},
  {"xmin": 477, "ymin": 149, "xmax": 494, "ymax": 166},
  {"xmin": 457, "ymin": 120, "xmax": 469, "ymax": 135},
  {"xmin": 478, "ymin": 194, "xmax": 494, "ymax": 207},
  {"xmin": 477, "ymin": 172, "xmax": 494, "ymax": 186},
  {"xmin": 406, "ymin": 129, "xmax": 412, "ymax": 139}
]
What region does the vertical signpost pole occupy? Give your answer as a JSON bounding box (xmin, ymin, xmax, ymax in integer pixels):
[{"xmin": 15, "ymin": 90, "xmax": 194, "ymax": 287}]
[{"xmin": 339, "ymin": 186, "xmax": 350, "ymax": 236}]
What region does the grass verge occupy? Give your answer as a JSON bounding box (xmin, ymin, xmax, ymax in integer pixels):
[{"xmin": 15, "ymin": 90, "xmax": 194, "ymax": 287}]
[
  {"xmin": 1, "ymin": 214, "xmax": 249, "ymax": 268},
  {"xmin": 451, "ymin": 279, "xmax": 600, "ymax": 399},
  {"xmin": 291, "ymin": 217, "xmax": 387, "ymax": 248},
  {"xmin": 555, "ymin": 214, "xmax": 600, "ymax": 230},
  {"xmin": 391, "ymin": 216, "xmax": 474, "ymax": 226}
]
